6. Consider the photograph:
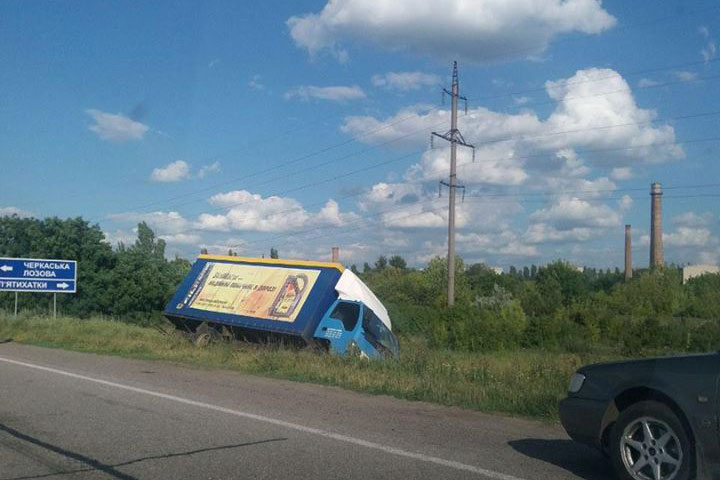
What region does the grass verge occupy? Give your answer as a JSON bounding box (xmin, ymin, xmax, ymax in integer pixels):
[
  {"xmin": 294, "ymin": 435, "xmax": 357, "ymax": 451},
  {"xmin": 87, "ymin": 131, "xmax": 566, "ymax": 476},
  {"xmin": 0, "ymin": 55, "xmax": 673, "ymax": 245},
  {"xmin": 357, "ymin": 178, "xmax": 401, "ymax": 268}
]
[{"xmin": 0, "ymin": 315, "xmax": 633, "ymax": 421}]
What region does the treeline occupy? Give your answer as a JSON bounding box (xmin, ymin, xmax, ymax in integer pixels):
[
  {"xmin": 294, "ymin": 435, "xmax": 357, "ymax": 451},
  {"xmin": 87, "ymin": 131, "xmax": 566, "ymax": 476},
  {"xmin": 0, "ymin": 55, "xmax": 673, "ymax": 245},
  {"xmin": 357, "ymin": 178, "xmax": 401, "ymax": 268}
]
[
  {"xmin": 359, "ymin": 256, "xmax": 720, "ymax": 354},
  {"xmin": 0, "ymin": 216, "xmax": 190, "ymax": 324},
  {"xmin": 3, "ymin": 214, "xmax": 720, "ymax": 355}
]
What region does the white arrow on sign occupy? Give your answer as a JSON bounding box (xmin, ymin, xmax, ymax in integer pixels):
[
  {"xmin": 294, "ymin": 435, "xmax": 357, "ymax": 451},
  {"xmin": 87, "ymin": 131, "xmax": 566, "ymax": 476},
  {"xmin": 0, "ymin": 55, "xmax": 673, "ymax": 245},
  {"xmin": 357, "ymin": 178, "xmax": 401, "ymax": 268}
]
[
  {"xmin": 0, "ymin": 265, "xmax": 12, "ymax": 272},
  {"xmin": 57, "ymin": 282, "xmax": 69, "ymax": 289}
]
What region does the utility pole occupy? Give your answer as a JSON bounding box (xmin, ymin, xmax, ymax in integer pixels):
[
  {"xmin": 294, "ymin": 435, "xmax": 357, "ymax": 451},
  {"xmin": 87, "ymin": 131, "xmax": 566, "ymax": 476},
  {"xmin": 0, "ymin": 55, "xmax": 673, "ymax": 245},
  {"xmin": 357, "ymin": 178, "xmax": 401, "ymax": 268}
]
[{"xmin": 431, "ymin": 61, "xmax": 475, "ymax": 307}]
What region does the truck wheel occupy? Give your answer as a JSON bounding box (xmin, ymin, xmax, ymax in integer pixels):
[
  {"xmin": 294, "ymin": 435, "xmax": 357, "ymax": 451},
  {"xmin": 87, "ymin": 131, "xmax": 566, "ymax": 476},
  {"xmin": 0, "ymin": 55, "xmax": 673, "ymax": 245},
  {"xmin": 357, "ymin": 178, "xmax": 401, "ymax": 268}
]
[{"xmin": 610, "ymin": 400, "xmax": 691, "ymax": 480}]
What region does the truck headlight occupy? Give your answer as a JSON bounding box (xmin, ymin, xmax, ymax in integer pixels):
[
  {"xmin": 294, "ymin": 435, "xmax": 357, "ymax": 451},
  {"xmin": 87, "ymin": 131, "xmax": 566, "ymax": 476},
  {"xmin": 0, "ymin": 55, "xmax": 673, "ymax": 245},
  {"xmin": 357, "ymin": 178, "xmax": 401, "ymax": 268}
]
[{"xmin": 568, "ymin": 373, "xmax": 586, "ymax": 393}]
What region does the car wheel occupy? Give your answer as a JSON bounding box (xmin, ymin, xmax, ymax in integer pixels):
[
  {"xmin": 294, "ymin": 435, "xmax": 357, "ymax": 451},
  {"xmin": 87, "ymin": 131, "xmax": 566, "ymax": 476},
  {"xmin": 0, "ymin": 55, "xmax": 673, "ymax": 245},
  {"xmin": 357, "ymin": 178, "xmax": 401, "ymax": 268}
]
[{"xmin": 610, "ymin": 400, "xmax": 692, "ymax": 480}]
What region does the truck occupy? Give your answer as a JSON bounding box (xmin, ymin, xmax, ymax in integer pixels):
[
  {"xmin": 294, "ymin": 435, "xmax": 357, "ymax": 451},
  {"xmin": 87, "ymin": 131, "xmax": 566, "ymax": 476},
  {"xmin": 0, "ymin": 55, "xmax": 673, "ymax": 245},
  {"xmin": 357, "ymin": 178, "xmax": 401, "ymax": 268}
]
[{"xmin": 163, "ymin": 254, "xmax": 399, "ymax": 359}]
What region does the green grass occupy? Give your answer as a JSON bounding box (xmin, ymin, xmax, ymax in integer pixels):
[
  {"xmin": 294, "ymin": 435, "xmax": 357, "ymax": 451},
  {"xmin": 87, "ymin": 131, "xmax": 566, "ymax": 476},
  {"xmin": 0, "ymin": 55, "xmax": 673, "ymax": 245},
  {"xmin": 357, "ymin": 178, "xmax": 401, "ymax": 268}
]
[{"xmin": 0, "ymin": 314, "xmax": 633, "ymax": 421}]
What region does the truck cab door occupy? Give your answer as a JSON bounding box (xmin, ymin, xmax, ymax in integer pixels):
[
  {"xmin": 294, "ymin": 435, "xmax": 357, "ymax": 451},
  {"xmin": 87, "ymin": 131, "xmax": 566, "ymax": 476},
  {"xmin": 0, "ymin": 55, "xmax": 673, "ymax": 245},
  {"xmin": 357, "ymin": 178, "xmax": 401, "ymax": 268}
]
[{"xmin": 313, "ymin": 300, "xmax": 361, "ymax": 354}]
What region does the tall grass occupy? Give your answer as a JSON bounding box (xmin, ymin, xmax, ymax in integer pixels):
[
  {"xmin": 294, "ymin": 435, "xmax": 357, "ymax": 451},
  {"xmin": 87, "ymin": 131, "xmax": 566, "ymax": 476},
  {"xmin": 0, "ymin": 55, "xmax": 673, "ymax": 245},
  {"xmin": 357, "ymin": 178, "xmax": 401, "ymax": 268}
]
[{"xmin": 0, "ymin": 314, "xmax": 639, "ymax": 421}]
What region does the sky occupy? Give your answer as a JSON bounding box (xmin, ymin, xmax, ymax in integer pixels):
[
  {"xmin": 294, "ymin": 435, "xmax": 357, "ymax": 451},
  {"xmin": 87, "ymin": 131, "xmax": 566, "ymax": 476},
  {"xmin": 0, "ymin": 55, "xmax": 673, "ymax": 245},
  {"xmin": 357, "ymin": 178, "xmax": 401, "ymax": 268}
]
[{"xmin": 1, "ymin": 0, "xmax": 719, "ymax": 269}]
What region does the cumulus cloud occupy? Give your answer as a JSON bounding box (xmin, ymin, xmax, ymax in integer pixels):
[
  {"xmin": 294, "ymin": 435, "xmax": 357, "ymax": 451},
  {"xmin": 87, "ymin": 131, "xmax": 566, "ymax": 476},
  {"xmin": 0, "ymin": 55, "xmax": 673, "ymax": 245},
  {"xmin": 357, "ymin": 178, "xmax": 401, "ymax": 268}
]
[
  {"xmin": 86, "ymin": 109, "xmax": 149, "ymax": 142},
  {"xmin": 344, "ymin": 68, "xmax": 684, "ymax": 191},
  {"xmin": 526, "ymin": 196, "xmax": 621, "ymax": 243},
  {"xmin": 248, "ymin": 75, "xmax": 265, "ymax": 90},
  {"xmin": 673, "ymin": 211, "xmax": 714, "ymax": 228},
  {"xmin": 107, "ymin": 211, "xmax": 189, "ymax": 235},
  {"xmin": 371, "ymin": 71, "xmax": 441, "ymax": 91},
  {"xmin": 618, "ymin": 194, "xmax": 633, "ymax": 212},
  {"xmin": 699, "ymin": 26, "xmax": 717, "ymax": 63},
  {"xmin": 150, "ymin": 160, "xmax": 221, "ymax": 182},
  {"xmin": 198, "ymin": 161, "xmax": 221, "ymax": 179},
  {"xmin": 610, "ymin": 167, "xmax": 633, "ymax": 180},
  {"xmin": 287, "ymin": 0, "xmax": 616, "ymax": 63},
  {"xmin": 159, "ymin": 233, "xmax": 202, "ymax": 245},
  {"xmin": 0, "ymin": 206, "xmax": 32, "ymax": 218},
  {"xmin": 103, "ymin": 229, "xmax": 138, "ymax": 247},
  {"xmin": 151, "ymin": 160, "xmax": 191, "ymax": 183},
  {"xmin": 673, "ymin": 71, "xmax": 698, "ymax": 82},
  {"xmin": 638, "ymin": 78, "xmax": 660, "ymax": 88},
  {"xmin": 334, "ymin": 67, "xmax": 691, "ymax": 265},
  {"xmin": 196, "ymin": 190, "xmax": 357, "ymax": 233},
  {"xmin": 664, "ymin": 227, "xmax": 716, "ymax": 248},
  {"xmin": 285, "ymin": 85, "xmax": 366, "ymax": 102}
]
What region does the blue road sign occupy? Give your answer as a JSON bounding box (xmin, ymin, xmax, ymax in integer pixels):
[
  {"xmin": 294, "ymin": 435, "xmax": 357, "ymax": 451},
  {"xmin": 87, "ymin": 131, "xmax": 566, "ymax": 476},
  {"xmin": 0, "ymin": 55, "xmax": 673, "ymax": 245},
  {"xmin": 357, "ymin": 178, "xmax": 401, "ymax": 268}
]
[{"xmin": 0, "ymin": 257, "xmax": 77, "ymax": 293}]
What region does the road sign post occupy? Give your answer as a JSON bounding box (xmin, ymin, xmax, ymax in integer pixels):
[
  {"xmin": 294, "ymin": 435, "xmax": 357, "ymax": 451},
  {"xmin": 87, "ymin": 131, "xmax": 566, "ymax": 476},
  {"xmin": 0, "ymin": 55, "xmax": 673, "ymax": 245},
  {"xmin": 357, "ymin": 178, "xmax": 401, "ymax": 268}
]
[{"xmin": 0, "ymin": 257, "xmax": 77, "ymax": 317}]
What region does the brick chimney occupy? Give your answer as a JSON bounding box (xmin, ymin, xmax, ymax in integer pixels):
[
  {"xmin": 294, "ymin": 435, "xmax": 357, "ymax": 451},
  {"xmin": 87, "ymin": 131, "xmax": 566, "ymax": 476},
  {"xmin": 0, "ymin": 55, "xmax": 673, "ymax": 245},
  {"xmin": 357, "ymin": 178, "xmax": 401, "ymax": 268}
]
[{"xmin": 650, "ymin": 182, "xmax": 664, "ymax": 268}]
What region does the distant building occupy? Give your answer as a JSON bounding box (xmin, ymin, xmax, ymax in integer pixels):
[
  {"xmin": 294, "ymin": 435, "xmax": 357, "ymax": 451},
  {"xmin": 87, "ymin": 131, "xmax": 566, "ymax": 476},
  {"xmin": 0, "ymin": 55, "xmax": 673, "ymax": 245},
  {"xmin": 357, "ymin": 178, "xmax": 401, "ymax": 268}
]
[
  {"xmin": 492, "ymin": 267, "xmax": 504, "ymax": 275},
  {"xmin": 682, "ymin": 264, "xmax": 720, "ymax": 284}
]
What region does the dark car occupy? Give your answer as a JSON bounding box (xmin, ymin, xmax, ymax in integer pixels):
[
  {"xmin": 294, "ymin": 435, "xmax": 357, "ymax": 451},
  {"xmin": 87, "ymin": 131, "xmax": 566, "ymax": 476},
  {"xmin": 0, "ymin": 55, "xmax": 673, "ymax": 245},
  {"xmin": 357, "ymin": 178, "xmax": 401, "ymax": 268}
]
[{"xmin": 560, "ymin": 353, "xmax": 720, "ymax": 480}]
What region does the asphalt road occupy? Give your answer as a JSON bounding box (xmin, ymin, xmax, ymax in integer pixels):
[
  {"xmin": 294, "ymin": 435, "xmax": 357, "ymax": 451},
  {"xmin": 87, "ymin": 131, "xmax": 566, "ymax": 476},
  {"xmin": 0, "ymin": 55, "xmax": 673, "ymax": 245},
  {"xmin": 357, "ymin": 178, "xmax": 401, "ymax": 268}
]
[{"xmin": 0, "ymin": 343, "xmax": 612, "ymax": 480}]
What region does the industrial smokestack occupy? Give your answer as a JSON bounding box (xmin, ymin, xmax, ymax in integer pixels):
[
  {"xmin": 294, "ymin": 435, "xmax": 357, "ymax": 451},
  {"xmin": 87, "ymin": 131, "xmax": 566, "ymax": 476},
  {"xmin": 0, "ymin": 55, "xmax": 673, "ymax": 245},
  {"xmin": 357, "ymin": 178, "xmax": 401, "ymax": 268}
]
[
  {"xmin": 625, "ymin": 224, "xmax": 632, "ymax": 280},
  {"xmin": 650, "ymin": 182, "xmax": 664, "ymax": 268},
  {"xmin": 331, "ymin": 247, "xmax": 339, "ymax": 263}
]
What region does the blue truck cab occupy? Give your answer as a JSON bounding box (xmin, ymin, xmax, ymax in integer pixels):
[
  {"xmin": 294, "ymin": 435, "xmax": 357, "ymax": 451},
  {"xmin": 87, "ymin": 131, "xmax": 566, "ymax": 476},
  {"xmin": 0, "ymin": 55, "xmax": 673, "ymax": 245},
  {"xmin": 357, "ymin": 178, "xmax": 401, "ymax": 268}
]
[
  {"xmin": 164, "ymin": 255, "xmax": 399, "ymax": 359},
  {"xmin": 314, "ymin": 299, "xmax": 399, "ymax": 358}
]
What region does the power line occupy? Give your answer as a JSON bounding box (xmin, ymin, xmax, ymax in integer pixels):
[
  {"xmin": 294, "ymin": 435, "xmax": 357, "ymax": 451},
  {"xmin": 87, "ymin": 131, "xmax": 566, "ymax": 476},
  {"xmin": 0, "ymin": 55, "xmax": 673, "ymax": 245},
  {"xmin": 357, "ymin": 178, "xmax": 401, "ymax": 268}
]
[
  {"xmin": 104, "ymin": 109, "xmax": 720, "ymax": 234},
  {"xmin": 92, "ymin": 55, "xmax": 720, "ymax": 221},
  {"xmin": 248, "ymin": 189, "xmax": 720, "ymax": 255}
]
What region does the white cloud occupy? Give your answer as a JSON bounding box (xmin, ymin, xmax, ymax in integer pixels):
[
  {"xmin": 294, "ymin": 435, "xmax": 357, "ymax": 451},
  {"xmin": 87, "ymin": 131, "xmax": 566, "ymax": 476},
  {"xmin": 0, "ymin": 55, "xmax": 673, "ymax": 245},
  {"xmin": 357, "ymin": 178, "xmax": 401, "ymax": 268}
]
[
  {"xmin": 287, "ymin": 0, "xmax": 616, "ymax": 63},
  {"xmin": 344, "ymin": 68, "xmax": 683, "ymax": 192},
  {"xmin": 248, "ymin": 75, "xmax": 265, "ymax": 90},
  {"xmin": 198, "ymin": 161, "xmax": 221, "ymax": 179},
  {"xmin": 673, "ymin": 71, "xmax": 698, "ymax": 82},
  {"xmin": 107, "ymin": 211, "xmax": 189, "ymax": 235},
  {"xmin": 664, "ymin": 227, "xmax": 716, "ymax": 248},
  {"xmin": 86, "ymin": 109, "xmax": 149, "ymax": 142},
  {"xmin": 610, "ymin": 167, "xmax": 633, "ymax": 180},
  {"xmin": 638, "ymin": 78, "xmax": 660, "ymax": 88},
  {"xmin": 103, "ymin": 229, "xmax": 137, "ymax": 247},
  {"xmin": 699, "ymin": 26, "xmax": 717, "ymax": 63},
  {"xmin": 315, "ymin": 199, "xmax": 360, "ymax": 226},
  {"xmin": 285, "ymin": 85, "xmax": 366, "ymax": 102},
  {"xmin": 673, "ymin": 211, "xmax": 714, "ymax": 228},
  {"xmin": 151, "ymin": 160, "xmax": 191, "ymax": 183},
  {"xmin": 200, "ymin": 238, "xmax": 247, "ymax": 256},
  {"xmin": 513, "ymin": 96, "xmax": 531, "ymax": 105},
  {"xmin": 371, "ymin": 71, "xmax": 441, "ymax": 91},
  {"xmin": 160, "ymin": 233, "xmax": 202, "ymax": 245},
  {"xmin": 618, "ymin": 194, "xmax": 633, "ymax": 212},
  {"xmin": 530, "ymin": 197, "xmax": 620, "ymax": 229},
  {"xmin": 540, "ymin": 69, "xmax": 683, "ymax": 163},
  {"xmin": 0, "ymin": 206, "xmax": 32, "ymax": 218},
  {"xmin": 196, "ymin": 190, "xmax": 357, "ymax": 233},
  {"xmin": 525, "ymin": 196, "xmax": 621, "ymax": 244}
]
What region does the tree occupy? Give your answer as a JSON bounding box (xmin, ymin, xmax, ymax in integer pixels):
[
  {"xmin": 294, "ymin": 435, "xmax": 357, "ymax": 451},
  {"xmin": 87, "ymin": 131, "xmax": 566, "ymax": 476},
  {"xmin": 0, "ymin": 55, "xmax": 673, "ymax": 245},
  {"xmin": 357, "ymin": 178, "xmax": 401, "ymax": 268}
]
[
  {"xmin": 536, "ymin": 260, "xmax": 589, "ymax": 308},
  {"xmin": 200, "ymin": 247, "xmax": 208, "ymax": 254},
  {"xmin": 363, "ymin": 262, "xmax": 372, "ymax": 273},
  {"xmin": 270, "ymin": 247, "xmax": 279, "ymax": 259},
  {"xmin": 350, "ymin": 264, "xmax": 359, "ymax": 274},
  {"xmin": 374, "ymin": 255, "xmax": 388, "ymax": 270},
  {"xmin": 388, "ymin": 255, "xmax": 407, "ymax": 270}
]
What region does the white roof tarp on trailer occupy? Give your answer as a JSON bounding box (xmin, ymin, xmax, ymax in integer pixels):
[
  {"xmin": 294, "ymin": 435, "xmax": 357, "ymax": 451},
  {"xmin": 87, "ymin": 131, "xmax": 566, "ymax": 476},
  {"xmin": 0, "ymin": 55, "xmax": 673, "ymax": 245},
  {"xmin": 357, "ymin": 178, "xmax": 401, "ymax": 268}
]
[{"xmin": 335, "ymin": 269, "xmax": 392, "ymax": 330}]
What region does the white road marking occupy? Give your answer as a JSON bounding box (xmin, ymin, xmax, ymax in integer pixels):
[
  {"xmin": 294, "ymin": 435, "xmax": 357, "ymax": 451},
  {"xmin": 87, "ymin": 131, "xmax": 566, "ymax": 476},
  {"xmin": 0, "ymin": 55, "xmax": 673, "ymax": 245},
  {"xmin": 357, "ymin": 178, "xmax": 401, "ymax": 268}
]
[{"xmin": 0, "ymin": 355, "xmax": 526, "ymax": 480}]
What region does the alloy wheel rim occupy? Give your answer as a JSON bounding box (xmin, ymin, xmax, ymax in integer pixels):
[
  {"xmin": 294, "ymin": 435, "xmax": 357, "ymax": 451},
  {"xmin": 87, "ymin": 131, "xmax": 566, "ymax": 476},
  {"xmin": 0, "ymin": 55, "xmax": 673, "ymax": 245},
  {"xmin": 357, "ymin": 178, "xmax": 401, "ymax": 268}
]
[{"xmin": 620, "ymin": 416, "xmax": 683, "ymax": 480}]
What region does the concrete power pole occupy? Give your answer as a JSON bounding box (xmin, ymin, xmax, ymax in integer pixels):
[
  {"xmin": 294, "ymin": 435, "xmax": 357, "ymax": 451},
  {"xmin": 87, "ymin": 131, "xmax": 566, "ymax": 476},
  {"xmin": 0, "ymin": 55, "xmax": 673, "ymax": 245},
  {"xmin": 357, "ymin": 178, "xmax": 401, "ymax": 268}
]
[
  {"xmin": 431, "ymin": 62, "xmax": 475, "ymax": 306},
  {"xmin": 650, "ymin": 182, "xmax": 664, "ymax": 268},
  {"xmin": 624, "ymin": 224, "xmax": 632, "ymax": 281}
]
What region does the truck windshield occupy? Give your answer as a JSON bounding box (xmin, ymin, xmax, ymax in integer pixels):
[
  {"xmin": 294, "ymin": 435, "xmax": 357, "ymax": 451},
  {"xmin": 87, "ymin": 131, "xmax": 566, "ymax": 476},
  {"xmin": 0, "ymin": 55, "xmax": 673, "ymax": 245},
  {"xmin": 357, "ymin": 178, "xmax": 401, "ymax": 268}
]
[{"xmin": 362, "ymin": 307, "xmax": 399, "ymax": 357}]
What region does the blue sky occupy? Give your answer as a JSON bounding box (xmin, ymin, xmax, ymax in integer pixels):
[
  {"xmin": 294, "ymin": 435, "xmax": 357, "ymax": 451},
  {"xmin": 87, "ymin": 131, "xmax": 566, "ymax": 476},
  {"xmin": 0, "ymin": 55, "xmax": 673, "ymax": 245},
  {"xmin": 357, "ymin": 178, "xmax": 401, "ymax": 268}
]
[{"xmin": 1, "ymin": 0, "xmax": 719, "ymax": 269}]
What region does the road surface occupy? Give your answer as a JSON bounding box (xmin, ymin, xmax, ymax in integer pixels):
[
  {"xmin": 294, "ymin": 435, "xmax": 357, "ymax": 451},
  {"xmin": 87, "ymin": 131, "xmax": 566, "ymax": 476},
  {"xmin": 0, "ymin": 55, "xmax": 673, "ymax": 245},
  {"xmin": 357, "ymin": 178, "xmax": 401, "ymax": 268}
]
[{"xmin": 0, "ymin": 343, "xmax": 611, "ymax": 480}]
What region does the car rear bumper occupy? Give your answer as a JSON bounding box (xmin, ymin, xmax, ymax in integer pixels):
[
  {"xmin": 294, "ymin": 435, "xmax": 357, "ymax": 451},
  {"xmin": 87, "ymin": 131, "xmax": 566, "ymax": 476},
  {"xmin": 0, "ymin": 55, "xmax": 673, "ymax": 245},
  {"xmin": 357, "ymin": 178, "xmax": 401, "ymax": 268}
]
[{"xmin": 559, "ymin": 396, "xmax": 608, "ymax": 449}]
